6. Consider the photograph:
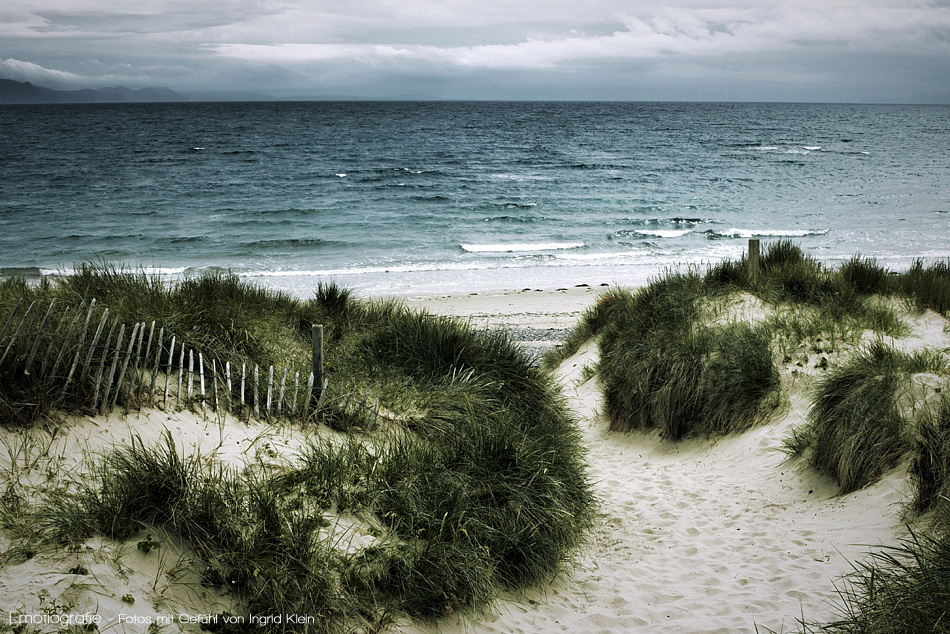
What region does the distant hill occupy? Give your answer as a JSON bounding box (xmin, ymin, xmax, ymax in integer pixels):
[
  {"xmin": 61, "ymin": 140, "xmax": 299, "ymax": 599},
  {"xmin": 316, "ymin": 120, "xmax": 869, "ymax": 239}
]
[{"xmin": 0, "ymin": 78, "xmax": 186, "ymax": 104}]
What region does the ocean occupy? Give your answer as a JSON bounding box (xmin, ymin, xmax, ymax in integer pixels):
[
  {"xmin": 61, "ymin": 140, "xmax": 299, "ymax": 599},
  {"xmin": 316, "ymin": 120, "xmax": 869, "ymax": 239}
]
[{"xmin": 1, "ymin": 101, "xmax": 948, "ymax": 297}]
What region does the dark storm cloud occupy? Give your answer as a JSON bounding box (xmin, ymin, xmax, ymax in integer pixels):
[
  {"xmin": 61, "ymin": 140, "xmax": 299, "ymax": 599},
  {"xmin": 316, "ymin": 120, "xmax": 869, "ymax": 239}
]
[{"xmin": 2, "ymin": 0, "xmax": 949, "ymax": 101}]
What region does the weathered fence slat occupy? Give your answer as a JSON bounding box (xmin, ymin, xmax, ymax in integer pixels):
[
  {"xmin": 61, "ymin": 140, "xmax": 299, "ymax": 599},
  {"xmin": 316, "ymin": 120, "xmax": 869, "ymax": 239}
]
[
  {"xmin": 93, "ymin": 321, "xmax": 118, "ymax": 412},
  {"xmin": 304, "ymin": 372, "xmax": 314, "ymax": 418},
  {"xmin": 177, "ymin": 346, "xmax": 186, "ymax": 409},
  {"xmin": 133, "ymin": 321, "xmax": 155, "ymax": 404},
  {"xmin": 111, "ymin": 322, "xmax": 140, "ymax": 412},
  {"xmin": 0, "ymin": 300, "xmax": 37, "ymax": 367},
  {"xmin": 187, "ymin": 349, "xmax": 195, "ymax": 401},
  {"xmin": 266, "ymin": 365, "xmax": 274, "ymax": 415},
  {"xmin": 292, "ymin": 372, "xmax": 300, "ymax": 415},
  {"xmin": 81, "ymin": 308, "xmax": 109, "ymax": 382},
  {"xmin": 197, "ymin": 352, "xmax": 206, "ymax": 411},
  {"xmin": 312, "ymin": 324, "xmax": 324, "ymax": 401},
  {"xmin": 101, "ymin": 323, "xmax": 126, "ymax": 414},
  {"xmin": 150, "ymin": 327, "xmax": 164, "ymax": 402},
  {"xmin": 16, "ymin": 300, "xmax": 44, "ymax": 360},
  {"xmin": 239, "ymin": 363, "xmax": 246, "ymax": 406},
  {"xmin": 0, "ymin": 297, "xmax": 25, "ymax": 343},
  {"xmin": 212, "ymin": 359, "xmax": 219, "ymax": 411},
  {"xmin": 126, "ymin": 322, "xmax": 147, "ymax": 404},
  {"xmin": 63, "ymin": 303, "xmax": 101, "ymax": 392},
  {"xmin": 41, "ymin": 303, "xmax": 73, "ymax": 375},
  {"xmin": 253, "ymin": 365, "xmax": 260, "ymax": 415},
  {"xmin": 163, "ymin": 335, "xmax": 176, "ymax": 408},
  {"xmin": 50, "ymin": 301, "xmax": 85, "ymax": 379},
  {"xmin": 25, "ymin": 299, "xmax": 57, "ymax": 373},
  {"xmin": 277, "ymin": 367, "xmax": 287, "ymax": 414}
]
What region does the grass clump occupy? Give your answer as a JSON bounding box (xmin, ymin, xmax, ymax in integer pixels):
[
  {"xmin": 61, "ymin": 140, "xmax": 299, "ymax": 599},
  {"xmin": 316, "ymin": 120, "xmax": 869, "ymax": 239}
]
[
  {"xmin": 910, "ymin": 396, "xmax": 950, "ymax": 516},
  {"xmin": 596, "ymin": 271, "xmax": 781, "ymax": 439},
  {"xmin": 784, "ymin": 342, "xmax": 945, "ymax": 493},
  {"xmin": 795, "ymin": 530, "xmax": 950, "ymax": 634},
  {"xmin": 3, "ymin": 267, "xmax": 595, "ymax": 630}
]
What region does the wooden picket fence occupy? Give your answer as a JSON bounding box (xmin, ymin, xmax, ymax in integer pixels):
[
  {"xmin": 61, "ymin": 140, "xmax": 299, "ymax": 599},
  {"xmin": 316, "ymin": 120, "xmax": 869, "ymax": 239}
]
[{"xmin": 0, "ymin": 298, "xmax": 380, "ymax": 426}]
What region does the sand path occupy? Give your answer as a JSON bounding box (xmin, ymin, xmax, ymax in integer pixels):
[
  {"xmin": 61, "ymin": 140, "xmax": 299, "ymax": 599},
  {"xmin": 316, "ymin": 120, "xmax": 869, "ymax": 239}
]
[{"xmin": 405, "ymin": 335, "xmax": 911, "ymax": 634}]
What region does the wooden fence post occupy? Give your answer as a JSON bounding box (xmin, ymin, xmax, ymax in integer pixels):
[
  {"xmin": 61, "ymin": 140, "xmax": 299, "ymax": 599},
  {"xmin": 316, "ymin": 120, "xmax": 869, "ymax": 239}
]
[
  {"xmin": 748, "ymin": 238, "xmax": 760, "ymax": 275},
  {"xmin": 312, "ymin": 324, "xmax": 324, "ymax": 403}
]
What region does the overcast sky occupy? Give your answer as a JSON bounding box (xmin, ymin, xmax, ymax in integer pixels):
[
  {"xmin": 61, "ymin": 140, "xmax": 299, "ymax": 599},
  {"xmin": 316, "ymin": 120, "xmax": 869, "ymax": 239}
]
[{"xmin": 2, "ymin": 0, "xmax": 949, "ymax": 102}]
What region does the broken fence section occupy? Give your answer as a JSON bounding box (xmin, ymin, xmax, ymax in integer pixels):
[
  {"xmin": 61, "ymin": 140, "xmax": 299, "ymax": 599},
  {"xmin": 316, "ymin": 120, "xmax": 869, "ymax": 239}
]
[{"xmin": 0, "ymin": 299, "xmax": 379, "ymax": 426}]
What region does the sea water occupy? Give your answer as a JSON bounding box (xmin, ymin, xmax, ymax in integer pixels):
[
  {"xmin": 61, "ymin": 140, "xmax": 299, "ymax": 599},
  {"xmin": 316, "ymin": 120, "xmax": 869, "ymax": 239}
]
[{"xmin": 1, "ymin": 101, "xmax": 948, "ymax": 297}]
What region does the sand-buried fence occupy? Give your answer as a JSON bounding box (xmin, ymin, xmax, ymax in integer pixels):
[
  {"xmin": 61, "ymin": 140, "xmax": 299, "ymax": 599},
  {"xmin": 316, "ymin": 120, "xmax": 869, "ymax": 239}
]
[{"xmin": 0, "ymin": 298, "xmax": 378, "ymax": 425}]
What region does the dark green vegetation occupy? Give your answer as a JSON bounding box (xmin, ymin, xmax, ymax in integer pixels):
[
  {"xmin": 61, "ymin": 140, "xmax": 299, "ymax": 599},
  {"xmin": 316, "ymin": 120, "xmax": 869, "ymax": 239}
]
[
  {"xmin": 545, "ymin": 244, "xmax": 950, "ymax": 443},
  {"xmin": 543, "ymin": 243, "xmax": 950, "ymax": 634},
  {"xmin": 0, "ymin": 266, "xmax": 594, "ymax": 632},
  {"xmin": 783, "ymin": 342, "xmax": 947, "ymax": 493},
  {"xmin": 592, "ymin": 272, "xmax": 782, "ymax": 439}
]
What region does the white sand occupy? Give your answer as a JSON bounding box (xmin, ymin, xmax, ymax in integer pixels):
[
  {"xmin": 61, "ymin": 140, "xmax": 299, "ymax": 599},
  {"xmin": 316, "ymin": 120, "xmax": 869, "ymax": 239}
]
[{"xmin": 2, "ymin": 288, "xmax": 948, "ymax": 633}]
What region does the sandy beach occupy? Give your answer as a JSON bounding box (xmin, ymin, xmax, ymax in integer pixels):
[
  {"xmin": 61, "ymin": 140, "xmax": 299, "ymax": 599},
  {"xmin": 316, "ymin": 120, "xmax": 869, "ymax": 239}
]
[{"xmin": 3, "ymin": 286, "xmax": 947, "ymax": 633}]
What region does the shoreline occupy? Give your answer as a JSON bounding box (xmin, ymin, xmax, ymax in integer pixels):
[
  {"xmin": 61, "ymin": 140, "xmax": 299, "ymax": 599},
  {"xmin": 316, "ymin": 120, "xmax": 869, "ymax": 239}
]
[{"xmin": 395, "ymin": 285, "xmax": 608, "ymax": 362}]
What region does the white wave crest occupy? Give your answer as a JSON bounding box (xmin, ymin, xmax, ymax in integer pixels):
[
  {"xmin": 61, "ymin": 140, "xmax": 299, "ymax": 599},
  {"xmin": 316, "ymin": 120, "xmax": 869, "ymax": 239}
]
[
  {"xmin": 460, "ymin": 242, "xmax": 585, "ymax": 253},
  {"xmin": 711, "ymin": 228, "xmax": 829, "ymax": 239}
]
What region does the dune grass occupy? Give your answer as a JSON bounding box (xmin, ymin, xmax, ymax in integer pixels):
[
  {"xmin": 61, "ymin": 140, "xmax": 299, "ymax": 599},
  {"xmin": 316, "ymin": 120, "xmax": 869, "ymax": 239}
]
[
  {"xmin": 783, "ymin": 342, "xmax": 947, "ymax": 493},
  {"xmin": 0, "ymin": 266, "xmax": 595, "ymax": 631},
  {"xmin": 590, "ymin": 270, "xmax": 782, "ymax": 439}
]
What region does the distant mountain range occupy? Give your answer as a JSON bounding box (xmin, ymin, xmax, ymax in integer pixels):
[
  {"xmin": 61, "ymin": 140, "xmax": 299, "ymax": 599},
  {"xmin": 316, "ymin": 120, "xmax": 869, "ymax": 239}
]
[{"xmin": 0, "ymin": 78, "xmax": 186, "ymax": 104}]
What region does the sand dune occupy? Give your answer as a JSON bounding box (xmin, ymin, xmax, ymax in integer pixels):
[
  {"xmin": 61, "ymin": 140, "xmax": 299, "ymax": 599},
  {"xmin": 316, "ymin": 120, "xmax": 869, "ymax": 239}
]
[{"xmin": 3, "ymin": 288, "xmax": 946, "ymax": 633}]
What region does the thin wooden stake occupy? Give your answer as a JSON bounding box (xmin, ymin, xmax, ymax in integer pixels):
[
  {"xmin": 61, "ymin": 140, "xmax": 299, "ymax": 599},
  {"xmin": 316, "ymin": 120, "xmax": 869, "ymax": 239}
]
[
  {"xmin": 317, "ymin": 378, "xmax": 329, "ymax": 407},
  {"xmin": 212, "ymin": 359, "xmax": 219, "ymax": 411},
  {"xmin": 199, "ymin": 352, "xmax": 206, "ymax": 405},
  {"xmin": 163, "ymin": 335, "xmax": 176, "ymax": 408},
  {"xmin": 304, "ymin": 372, "xmax": 314, "ymax": 418},
  {"xmin": 0, "ymin": 297, "xmax": 25, "ymax": 342},
  {"xmin": 240, "ymin": 363, "xmax": 246, "ymax": 406},
  {"xmin": 149, "ymin": 327, "xmax": 164, "ymax": 403},
  {"xmin": 25, "ymin": 298, "xmax": 57, "ymax": 373},
  {"xmin": 111, "ymin": 322, "xmax": 141, "ymax": 411},
  {"xmin": 42, "ymin": 303, "xmax": 73, "ymax": 375},
  {"xmin": 133, "ymin": 321, "xmax": 155, "ymax": 403},
  {"xmin": 126, "ymin": 322, "xmax": 147, "ymax": 403},
  {"xmin": 63, "ymin": 302, "xmax": 100, "ymax": 392},
  {"xmin": 277, "ymin": 367, "xmax": 287, "ymax": 414},
  {"xmin": 187, "ymin": 349, "xmax": 195, "ymax": 401},
  {"xmin": 312, "ymin": 324, "xmax": 324, "ymax": 401},
  {"xmin": 225, "ymin": 361, "xmax": 232, "ymax": 409},
  {"xmin": 92, "ymin": 320, "xmax": 117, "ymax": 409},
  {"xmin": 16, "ymin": 299, "xmax": 43, "ymax": 360},
  {"xmin": 292, "ymin": 372, "xmax": 300, "ymax": 415},
  {"xmin": 50, "ymin": 301, "xmax": 85, "ymax": 378},
  {"xmin": 177, "ymin": 346, "xmax": 185, "ymax": 409},
  {"xmin": 253, "ymin": 365, "xmax": 259, "ymax": 415},
  {"xmin": 266, "ymin": 365, "xmax": 274, "ymax": 415},
  {"xmin": 81, "ymin": 307, "xmax": 109, "ymax": 382},
  {"xmin": 0, "ymin": 300, "xmax": 36, "ymax": 367},
  {"xmin": 101, "ymin": 323, "xmax": 126, "ymax": 414}
]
